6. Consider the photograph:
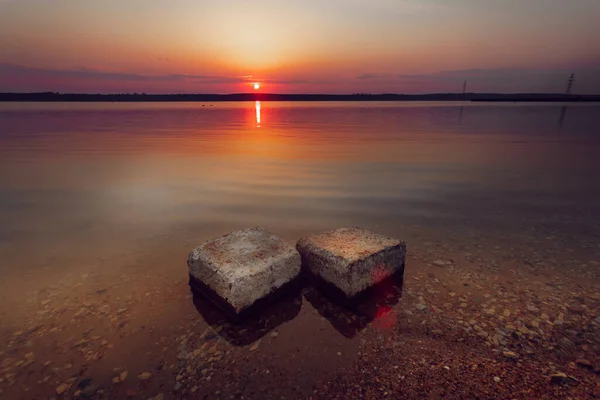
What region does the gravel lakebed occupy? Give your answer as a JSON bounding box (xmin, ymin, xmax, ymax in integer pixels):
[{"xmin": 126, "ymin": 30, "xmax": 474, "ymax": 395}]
[{"xmin": 1, "ymin": 235, "xmax": 599, "ymax": 399}]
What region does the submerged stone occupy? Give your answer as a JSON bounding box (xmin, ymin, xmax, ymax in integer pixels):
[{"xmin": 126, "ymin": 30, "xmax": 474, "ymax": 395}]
[
  {"xmin": 188, "ymin": 227, "xmax": 301, "ymax": 315},
  {"xmin": 296, "ymin": 227, "xmax": 406, "ymax": 298}
]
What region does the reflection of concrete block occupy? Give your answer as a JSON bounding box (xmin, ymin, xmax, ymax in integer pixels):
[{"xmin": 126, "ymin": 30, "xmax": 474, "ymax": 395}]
[
  {"xmin": 297, "ymin": 228, "xmax": 406, "ymax": 298},
  {"xmin": 188, "ymin": 227, "xmax": 302, "ymax": 314}
]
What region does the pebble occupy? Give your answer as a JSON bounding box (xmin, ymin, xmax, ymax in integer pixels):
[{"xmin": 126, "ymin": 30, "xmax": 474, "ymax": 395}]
[
  {"xmin": 550, "ymin": 372, "xmax": 568, "ymax": 385},
  {"xmin": 502, "ymin": 351, "xmax": 519, "ymax": 360},
  {"xmin": 270, "ymin": 331, "xmax": 279, "ymax": 338},
  {"xmin": 526, "ymin": 304, "xmax": 539, "ymax": 313},
  {"xmin": 415, "ymin": 303, "xmax": 427, "ymax": 311},
  {"xmin": 517, "ymin": 326, "xmax": 529, "ymax": 335},
  {"xmin": 530, "ymin": 320, "xmax": 540, "ymax": 328},
  {"xmin": 120, "ymin": 371, "xmax": 128, "ymax": 381},
  {"xmin": 56, "ymin": 383, "xmax": 69, "ymax": 395},
  {"xmin": 249, "ymin": 341, "xmax": 261, "ymax": 352},
  {"xmin": 138, "ymin": 372, "xmax": 152, "ymax": 380},
  {"xmin": 432, "ymin": 260, "xmax": 446, "ymax": 267},
  {"xmin": 493, "ymin": 376, "xmax": 501, "ymax": 383}
]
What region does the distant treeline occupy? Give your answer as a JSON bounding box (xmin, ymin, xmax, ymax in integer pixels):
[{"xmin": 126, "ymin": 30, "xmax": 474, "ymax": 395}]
[{"xmin": 1, "ymin": 92, "xmax": 599, "ymax": 102}]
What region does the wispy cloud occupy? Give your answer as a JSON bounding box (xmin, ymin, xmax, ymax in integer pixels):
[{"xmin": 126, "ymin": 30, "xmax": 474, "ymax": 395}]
[
  {"xmin": 0, "ymin": 64, "xmax": 334, "ymax": 93},
  {"xmin": 0, "ymin": 64, "xmax": 323, "ymax": 85},
  {"xmin": 0, "ymin": 64, "xmax": 240, "ymax": 84},
  {"xmin": 2, "ymin": 63, "xmax": 599, "ymax": 94},
  {"xmin": 356, "ymin": 73, "xmax": 392, "ymax": 80}
]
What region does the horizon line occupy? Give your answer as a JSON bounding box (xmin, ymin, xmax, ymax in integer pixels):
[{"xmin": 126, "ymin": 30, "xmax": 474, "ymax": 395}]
[{"xmin": 1, "ymin": 92, "xmax": 599, "ymax": 96}]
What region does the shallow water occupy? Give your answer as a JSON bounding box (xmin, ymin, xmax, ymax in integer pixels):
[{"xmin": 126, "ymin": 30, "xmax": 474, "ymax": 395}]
[{"xmin": 1, "ymin": 101, "xmax": 600, "ymax": 399}]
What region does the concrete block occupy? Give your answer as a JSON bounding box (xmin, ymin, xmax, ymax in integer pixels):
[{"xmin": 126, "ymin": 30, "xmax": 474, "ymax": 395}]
[
  {"xmin": 188, "ymin": 227, "xmax": 302, "ymax": 315},
  {"xmin": 297, "ymin": 227, "xmax": 406, "ymax": 298}
]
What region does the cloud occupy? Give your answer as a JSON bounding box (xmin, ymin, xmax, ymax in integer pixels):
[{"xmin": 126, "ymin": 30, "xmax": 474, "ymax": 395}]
[
  {"xmin": 0, "ymin": 64, "xmax": 239, "ymax": 84},
  {"xmin": 0, "ymin": 64, "xmax": 320, "ymax": 85},
  {"xmin": 2, "ymin": 63, "xmax": 599, "ymax": 94},
  {"xmin": 0, "ymin": 63, "xmax": 339, "ymax": 93},
  {"xmin": 0, "ymin": 64, "xmax": 337, "ymax": 89},
  {"xmin": 248, "ymin": 77, "xmax": 311, "ymax": 85},
  {"xmin": 356, "ymin": 73, "xmax": 391, "ymax": 80}
]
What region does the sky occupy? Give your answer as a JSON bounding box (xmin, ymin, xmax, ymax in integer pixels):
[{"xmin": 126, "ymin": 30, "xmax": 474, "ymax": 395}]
[{"xmin": 0, "ymin": 0, "xmax": 599, "ymax": 94}]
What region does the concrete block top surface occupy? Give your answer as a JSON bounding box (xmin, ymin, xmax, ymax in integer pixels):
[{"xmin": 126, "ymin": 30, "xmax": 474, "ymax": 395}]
[
  {"xmin": 297, "ymin": 227, "xmax": 404, "ymax": 265},
  {"xmin": 189, "ymin": 227, "xmax": 296, "ymax": 279},
  {"xmin": 296, "ymin": 227, "xmax": 406, "ymax": 297},
  {"xmin": 188, "ymin": 227, "xmax": 301, "ymax": 313}
]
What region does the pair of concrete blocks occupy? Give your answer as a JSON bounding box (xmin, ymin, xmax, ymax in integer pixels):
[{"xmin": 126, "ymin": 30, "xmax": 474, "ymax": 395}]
[{"xmin": 188, "ymin": 227, "xmax": 406, "ymax": 316}]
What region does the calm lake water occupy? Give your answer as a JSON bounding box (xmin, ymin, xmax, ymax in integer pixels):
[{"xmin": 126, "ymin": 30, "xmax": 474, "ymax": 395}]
[
  {"xmin": 1, "ymin": 102, "xmax": 599, "ymax": 273},
  {"xmin": 1, "ymin": 101, "xmax": 600, "ymax": 399}
]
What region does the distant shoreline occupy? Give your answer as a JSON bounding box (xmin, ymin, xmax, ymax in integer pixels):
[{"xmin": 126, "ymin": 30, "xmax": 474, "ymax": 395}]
[{"xmin": 1, "ymin": 92, "xmax": 599, "ymax": 102}]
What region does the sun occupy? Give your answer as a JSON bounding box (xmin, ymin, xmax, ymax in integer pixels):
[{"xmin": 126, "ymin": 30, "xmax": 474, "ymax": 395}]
[{"xmin": 253, "ymin": 83, "xmax": 260, "ymax": 90}]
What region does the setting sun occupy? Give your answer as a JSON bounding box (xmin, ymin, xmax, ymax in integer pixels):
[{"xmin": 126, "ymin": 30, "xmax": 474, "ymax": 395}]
[{"xmin": 253, "ymin": 83, "xmax": 260, "ymax": 90}]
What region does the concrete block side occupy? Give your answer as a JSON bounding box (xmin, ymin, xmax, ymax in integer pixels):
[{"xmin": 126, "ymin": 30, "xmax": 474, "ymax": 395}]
[
  {"xmin": 347, "ymin": 242, "xmax": 406, "ymax": 297},
  {"xmin": 187, "ymin": 249, "xmax": 232, "ymax": 304},
  {"xmin": 270, "ymin": 248, "xmax": 303, "ymax": 288},
  {"xmin": 189, "ymin": 246, "xmax": 301, "ymax": 314},
  {"xmin": 228, "ymin": 249, "xmax": 301, "ymax": 312},
  {"xmin": 297, "ymin": 240, "xmax": 355, "ymax": 295}
]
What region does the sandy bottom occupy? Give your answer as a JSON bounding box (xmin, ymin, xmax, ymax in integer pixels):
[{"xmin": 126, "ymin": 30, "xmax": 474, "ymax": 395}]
[{"xmin": 1, "ymin": 233, "xmax": 600, "ymax": 399}]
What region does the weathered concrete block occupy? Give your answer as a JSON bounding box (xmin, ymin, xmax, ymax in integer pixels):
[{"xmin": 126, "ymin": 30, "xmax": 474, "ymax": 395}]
[
  {"xmin": 297, "ymin": 227, "xmax": 406, "ymax": 298},
  {"xmin": 188, "ymin": 227, "xmax": 301, "ymax": 315}
]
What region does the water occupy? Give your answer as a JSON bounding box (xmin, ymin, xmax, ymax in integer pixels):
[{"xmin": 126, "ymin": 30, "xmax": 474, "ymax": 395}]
[
  {"xmin": 1, "ymin": 101, "xmax": 600, "ymax": 398},
  {"xmin": 1, "ymin": 102, "xmax": 599, "ymax": 271}
]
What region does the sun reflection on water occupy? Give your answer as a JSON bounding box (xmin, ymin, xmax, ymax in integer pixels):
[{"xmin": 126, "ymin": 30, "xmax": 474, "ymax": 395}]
[{"xmin": 255, "ymin": 100, "xmax": 261, "ymax": 127}]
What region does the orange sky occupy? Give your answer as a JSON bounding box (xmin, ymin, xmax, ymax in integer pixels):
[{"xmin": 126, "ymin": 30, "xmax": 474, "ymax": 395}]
[{"xmin": 1, "ymin": 0, "xmax": 599, "ymax": 93}]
